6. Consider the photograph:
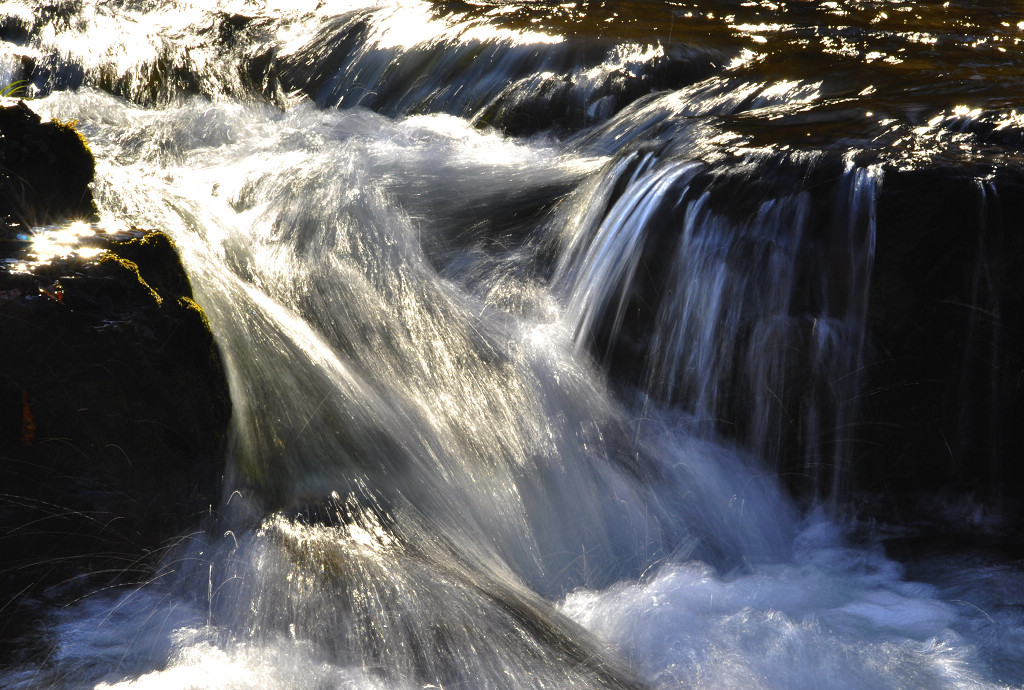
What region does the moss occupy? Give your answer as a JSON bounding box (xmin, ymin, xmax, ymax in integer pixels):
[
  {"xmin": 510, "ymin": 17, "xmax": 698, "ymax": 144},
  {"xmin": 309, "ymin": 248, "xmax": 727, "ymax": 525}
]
[
  {"xmin": 171, "ymin": 295, "xmax": 219, "ymax": 358},
  {"xmin": 178, "ymin": 294, "xmax": 210, "ymax": 328},
  {"xmin": 92, "ymin": 251, "xmax": 164, "ymax": 306},
  {"xmin": 111, "ymin": 231, "xmax": 194, "ymax": 300},
  {"xmin": 53, "ymin": 117, "xmax": 92, "ymax": 154}
]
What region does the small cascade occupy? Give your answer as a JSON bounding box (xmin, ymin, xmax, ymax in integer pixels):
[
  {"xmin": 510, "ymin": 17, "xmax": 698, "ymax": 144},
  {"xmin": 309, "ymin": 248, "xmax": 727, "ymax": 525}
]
[
  {"xmin": 275, "ymin": 4, "xmax": 722, "ymax": 136},
  {"xmin": 556, "ymin": 145, "xmax": 880, "ymax": 504},
  {"xmin": 1, "ymin": 0, "xmax": 720, "ymax": 136},
  {"xmin": 554, "ymin": 151, "xmax": 704, "ymax": 350}
]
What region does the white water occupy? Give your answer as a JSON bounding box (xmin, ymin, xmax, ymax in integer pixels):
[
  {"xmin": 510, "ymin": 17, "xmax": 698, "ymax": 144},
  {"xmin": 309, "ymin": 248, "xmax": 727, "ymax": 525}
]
[{"xmin": 3, "ymin": 2, "xmax": 1023, "ymax": 688}]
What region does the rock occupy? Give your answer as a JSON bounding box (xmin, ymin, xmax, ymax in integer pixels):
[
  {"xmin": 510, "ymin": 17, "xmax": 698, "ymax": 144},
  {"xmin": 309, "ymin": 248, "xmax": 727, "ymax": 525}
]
[
  {"xmin": 0, "ymin": 102, "xmax": 231, "ymax": 653},
  {"xmin": 0, "ymin": 99, "xmax": 98, "ymax": 232},
  {"xmin": 0, "ymin": 226, "xmax": 231, "ymax": 647},
  {"xmin": 863, "ymin": 163, "xmax": 1024, "ymax": 512}
]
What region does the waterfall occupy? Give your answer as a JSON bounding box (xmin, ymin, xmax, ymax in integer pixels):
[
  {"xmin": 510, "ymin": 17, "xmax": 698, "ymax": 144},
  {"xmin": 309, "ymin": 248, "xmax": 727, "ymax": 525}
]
[
  {"xmin": 553, "ymin": 146, "xmax": 879, "ymax": 504},
  {"xmin": 2, "ymin": 1, "xmax": 1023, "ymax": 688}
]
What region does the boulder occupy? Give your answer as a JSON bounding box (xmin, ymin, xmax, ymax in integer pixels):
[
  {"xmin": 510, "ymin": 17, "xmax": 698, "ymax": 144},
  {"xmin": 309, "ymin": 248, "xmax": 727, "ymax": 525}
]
[
  {"xmin": 0, "ymin": 99, "xmax": 97, "ymax": 231},
  {"xmin": 0, "ymin": 102, "xmax": 231, "ymax": 654}
]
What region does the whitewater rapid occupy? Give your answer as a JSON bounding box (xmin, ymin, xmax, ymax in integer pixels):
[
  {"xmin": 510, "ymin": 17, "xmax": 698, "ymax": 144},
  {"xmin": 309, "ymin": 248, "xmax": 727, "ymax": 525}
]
[{"xmin": 2, "ymin": 1, "xmax": 1023, "ymax": 688}]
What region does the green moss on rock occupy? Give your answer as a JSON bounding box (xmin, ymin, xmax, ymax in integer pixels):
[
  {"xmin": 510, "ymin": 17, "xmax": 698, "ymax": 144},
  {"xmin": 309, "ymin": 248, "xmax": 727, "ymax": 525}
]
[
  {"xmin": 110, "ymin": 231, "xmax": 194, "ymax": 301},
  {"xmin": 92, "ymin": 251, "xmax": 165, "ymax": 306}
]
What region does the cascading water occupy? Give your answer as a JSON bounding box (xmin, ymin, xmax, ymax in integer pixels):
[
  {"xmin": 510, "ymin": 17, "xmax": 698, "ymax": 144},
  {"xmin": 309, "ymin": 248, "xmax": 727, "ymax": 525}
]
[
  {"xmin": 551, "ymin": 146, "xmax": 879, "ymax": 502},
  {"xmin": 2, "ymin": 1, "xmax": 1023, "ymax": 688}
]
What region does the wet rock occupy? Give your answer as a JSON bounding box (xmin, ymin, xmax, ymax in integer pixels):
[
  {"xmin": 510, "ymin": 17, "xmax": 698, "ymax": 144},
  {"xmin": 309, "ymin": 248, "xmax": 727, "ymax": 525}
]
[
  {"xmin": 863, "ymin": 163, "xmax": 1024, "ymax": 514},
  {"xmin": 0, "ymin": 99, "xmax": 98, "ymax": 231},
  {"xmin": 0, "ymin": 226, "xmax": 231, "ymax": 647},
  {"xmin": 0, "ymin": 104, "xmax": 230, "ymax": 653}
]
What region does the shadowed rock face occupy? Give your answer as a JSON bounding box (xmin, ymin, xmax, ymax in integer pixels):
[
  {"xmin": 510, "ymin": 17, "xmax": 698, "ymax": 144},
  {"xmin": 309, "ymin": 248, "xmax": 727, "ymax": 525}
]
[
  {"xmin": 0, "ymin": 99, "xmax": 97, "ymax": 231},
  {"xmin": 865, "ymin": 164, "xmax": 1024, "ymax": 512},
  {"xmin": 0, "ymin": 103, "xmax": 231, "ymax": 656}
]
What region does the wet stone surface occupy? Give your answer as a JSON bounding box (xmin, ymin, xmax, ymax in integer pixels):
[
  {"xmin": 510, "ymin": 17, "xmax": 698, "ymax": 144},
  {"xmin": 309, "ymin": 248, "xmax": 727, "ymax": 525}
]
[
  {"xmin": 0, "ymin": 102, "xmax": 231, "ymax": 656},
  {"xmin": 0, "ymin": 223, "xmax": 232, "ymax": 655}
]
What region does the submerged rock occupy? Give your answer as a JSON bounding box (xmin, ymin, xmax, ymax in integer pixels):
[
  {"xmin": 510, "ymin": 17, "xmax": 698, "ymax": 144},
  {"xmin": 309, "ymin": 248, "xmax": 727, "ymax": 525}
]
[{"xmin": 0, "ymin": 103, "xmax": 230, "ymax": 655}]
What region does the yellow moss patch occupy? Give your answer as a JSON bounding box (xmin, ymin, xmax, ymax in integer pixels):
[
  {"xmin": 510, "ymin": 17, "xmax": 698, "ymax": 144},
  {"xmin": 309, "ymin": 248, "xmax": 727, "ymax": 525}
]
[{"xmin": 94, "ymin": 251, "xmax": 164, "ymax": 306}]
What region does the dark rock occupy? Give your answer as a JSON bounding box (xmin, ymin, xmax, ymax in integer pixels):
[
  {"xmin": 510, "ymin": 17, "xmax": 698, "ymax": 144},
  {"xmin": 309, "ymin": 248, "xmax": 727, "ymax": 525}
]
[
  {"xmin": 0, "ymin": 100, "xmax": 98, "ymax": 231},
  {"xmin": 0, "ymin": 12, "xmax": 31, "ymax": 45},
  {"xmin": 862, "ymin": 163, "xmax": 1024, "ymax": 514},
  {"xmin": 0, "ymin": 227, "xmax": 231, "ymax": 647},
  {"xmin": 0, "ymin": 103, "xmax": 230, "ymax": 655}
]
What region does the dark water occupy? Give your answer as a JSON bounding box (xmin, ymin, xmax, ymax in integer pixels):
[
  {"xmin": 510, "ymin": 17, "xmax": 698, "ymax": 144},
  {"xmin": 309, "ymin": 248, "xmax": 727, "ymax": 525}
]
[{"xmin": 2, "ymin": 1, "xmax": 1023, "ymax": 688}]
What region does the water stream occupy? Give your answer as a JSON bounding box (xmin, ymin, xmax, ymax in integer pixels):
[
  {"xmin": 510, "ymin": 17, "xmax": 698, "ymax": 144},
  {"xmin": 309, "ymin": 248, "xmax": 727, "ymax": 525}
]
[{"xmin": 2, "ymin": 1, "xmax": 1022, "ymax": 688}]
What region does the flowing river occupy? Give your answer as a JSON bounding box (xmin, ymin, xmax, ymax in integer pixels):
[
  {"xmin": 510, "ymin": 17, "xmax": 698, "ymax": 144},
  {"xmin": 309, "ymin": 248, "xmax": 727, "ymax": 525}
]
[{"xmin": 2, "ymin": 1, "xmax": 1023, "ymax": 688}]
